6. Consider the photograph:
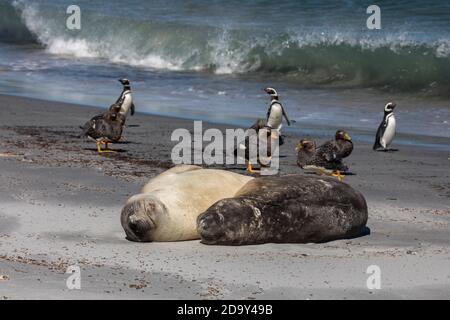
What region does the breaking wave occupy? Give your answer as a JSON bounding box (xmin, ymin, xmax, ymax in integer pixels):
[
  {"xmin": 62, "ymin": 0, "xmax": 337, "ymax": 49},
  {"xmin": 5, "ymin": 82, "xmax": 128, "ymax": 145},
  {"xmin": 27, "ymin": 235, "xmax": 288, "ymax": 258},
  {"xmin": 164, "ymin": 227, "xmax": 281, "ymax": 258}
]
[{"xmin": 1, "ymin": 0, "xmax": 450, "ymax": 94}]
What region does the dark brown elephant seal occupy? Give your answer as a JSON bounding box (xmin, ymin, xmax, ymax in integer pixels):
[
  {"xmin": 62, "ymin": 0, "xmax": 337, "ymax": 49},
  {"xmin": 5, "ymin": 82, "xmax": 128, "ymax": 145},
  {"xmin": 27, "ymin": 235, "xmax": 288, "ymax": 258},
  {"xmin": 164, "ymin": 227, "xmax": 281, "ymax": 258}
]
[{"xmin": 197, "ymin": 175, "xmax": 368, "ymax": 245}]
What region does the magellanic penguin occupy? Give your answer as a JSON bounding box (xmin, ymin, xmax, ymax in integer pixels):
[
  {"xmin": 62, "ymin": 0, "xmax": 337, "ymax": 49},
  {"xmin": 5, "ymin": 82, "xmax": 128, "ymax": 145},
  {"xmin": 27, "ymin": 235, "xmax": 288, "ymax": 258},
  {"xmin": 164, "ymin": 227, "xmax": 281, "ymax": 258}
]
[
  {"xmin": 297, "ymin": 130, "xmax": 353, "ymax": 181},
  {"xmin": 373, "ymin": 102, "xmax": 396, "ymax": 151},
  {"xmin": 264, "ymin": 87, "xmax": 291, "ymax": 131},
  {"xmin": 116, "ymin": 78, "xmax": 136, "ymax": 118},
  {"xmin": 80, "ymin": 104, "xmax": 126, "ymax": 153}
]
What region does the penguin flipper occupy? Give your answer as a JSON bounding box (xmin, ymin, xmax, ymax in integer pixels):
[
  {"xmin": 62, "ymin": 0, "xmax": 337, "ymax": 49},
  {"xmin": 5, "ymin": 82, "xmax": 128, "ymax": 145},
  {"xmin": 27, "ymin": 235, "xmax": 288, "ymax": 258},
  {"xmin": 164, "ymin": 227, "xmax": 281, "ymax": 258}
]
[
  {"xmin": 372, "ymin": 140, "xmax": 382, "ymax": 151},
  {"xmin": 130, "ymin": 102, "xmax": 135, "ymax": 116},
  {"xmin": 373, "ymin": 121, "xmax": 385, "ymax": 150}
]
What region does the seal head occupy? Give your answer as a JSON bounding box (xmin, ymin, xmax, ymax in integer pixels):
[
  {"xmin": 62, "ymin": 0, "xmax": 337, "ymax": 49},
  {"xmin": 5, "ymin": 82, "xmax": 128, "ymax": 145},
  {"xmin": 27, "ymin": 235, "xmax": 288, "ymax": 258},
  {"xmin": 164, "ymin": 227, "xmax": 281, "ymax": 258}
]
[{"xmin": 120, "ymin": 194, "xmax": 168, "ymax": 242}]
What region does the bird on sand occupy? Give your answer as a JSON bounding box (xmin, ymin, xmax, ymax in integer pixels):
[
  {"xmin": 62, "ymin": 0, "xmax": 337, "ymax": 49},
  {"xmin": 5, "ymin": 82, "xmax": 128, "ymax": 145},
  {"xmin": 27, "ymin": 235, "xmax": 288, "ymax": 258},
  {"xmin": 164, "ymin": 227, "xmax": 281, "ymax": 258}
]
[
  {"xmin": 264, "ymin": 87, "xmax": 292, "ymax": 131},
  {"xmin": 264, "ymin": 87, "xmax": 293, "ymax": 145},
  {"xmin": 296, "ymin": 138, "xmax": 316, "ymax": 168},
  {"xmin": 234, "ymin": 119, "xmax": 277, "ymax": 173},
  {"xmin": 80, "ymin": 104, "xmax": 126, "ymax": 153},
  {"xmin": 296, "ymin": 130, "xmax": 353, "ymax": 181},
  {"xmin": 233, "ymin": 87, "xmax": 293, "ymax": 173},
  {"xmin": 116, "ymin": 78, "xmax": 136, "ymax": 119},
  {"xmin": 373, "ymin": 102, "xmax": 397, "ymax": 151}
]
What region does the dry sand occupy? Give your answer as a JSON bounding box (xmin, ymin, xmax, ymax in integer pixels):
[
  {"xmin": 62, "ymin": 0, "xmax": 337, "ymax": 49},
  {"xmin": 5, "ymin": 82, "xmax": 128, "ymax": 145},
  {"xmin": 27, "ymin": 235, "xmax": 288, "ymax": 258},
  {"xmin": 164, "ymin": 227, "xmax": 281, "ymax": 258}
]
[{"xmin": 0, "ymin": 94, "xmax": 449, "ymax": 300}]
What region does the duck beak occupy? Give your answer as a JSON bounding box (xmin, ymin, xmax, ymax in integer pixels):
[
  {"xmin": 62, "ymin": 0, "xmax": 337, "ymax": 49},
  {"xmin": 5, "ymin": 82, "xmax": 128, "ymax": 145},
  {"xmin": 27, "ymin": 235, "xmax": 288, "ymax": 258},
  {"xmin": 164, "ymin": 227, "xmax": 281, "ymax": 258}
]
[
  {"xmin": 344, "ymin": 133, "xmax": 352, "ymax": 141},
  {"xmin": 295, "ymin": 143, "xmax": 302, "ymax": 152}
]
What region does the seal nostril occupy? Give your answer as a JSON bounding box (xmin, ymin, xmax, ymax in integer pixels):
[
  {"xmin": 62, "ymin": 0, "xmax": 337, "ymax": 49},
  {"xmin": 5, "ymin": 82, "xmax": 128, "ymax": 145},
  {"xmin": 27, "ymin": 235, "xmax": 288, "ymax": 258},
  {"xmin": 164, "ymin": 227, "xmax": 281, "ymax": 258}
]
[
  {"xmin": 128, "ymin": 217, "xmax": 151, "ymax": 238},
  {"xmin": 197, "ymin": 216, "xmax": 226, "ymax": 242}
]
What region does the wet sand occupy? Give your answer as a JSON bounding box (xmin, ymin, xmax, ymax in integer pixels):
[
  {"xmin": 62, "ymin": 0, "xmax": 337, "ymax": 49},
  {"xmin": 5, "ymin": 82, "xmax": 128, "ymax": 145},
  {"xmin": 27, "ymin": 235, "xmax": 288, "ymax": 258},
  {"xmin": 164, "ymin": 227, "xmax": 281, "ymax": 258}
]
[{"xmin": 0, "ymin": 94, "xmax": 449, "ymax": 300}]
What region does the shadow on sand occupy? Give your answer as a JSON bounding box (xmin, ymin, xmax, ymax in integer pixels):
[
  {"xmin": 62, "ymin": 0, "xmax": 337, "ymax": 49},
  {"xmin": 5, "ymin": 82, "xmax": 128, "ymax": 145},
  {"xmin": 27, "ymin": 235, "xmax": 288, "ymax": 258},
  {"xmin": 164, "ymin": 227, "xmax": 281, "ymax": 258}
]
[
  {"xmin": 376, "ymin": 148, "xmax": 399, "ymax": 152},
  {"xmin": 84, "ymin": 148, "xmax": 127, "ymax": 154}
]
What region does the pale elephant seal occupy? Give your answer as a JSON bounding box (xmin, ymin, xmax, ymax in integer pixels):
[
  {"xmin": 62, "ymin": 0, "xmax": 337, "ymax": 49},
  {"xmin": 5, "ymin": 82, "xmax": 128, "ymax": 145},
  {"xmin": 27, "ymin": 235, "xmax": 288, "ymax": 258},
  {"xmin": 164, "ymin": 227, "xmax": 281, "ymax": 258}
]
[
  {"xmin": 121, "ymin": 165, "xmax": 253, "ymax": 242},
  {"xmin": 197, "ymin": 174, "xmax": 368, "ymax": 245}
]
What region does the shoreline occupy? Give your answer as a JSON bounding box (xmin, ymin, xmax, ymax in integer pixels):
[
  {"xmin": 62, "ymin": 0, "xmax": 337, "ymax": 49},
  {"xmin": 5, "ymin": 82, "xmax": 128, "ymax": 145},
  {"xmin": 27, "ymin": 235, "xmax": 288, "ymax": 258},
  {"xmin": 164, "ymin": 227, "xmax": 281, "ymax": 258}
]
[
  {"xmin": 1, "ymin": 92, "xmax": 449, "ymax": 152},
  {"xmin": 0, "ymin": 94, "xmax": 449, "ymax": 300}
]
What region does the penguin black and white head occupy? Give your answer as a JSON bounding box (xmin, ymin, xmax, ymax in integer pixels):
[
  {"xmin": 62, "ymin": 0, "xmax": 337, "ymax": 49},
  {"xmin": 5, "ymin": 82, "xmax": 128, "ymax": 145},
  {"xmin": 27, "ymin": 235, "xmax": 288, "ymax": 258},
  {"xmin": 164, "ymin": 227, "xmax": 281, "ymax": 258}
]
[
  {"xmin": 264, "ymin": 87, "xmax": 278, "ymax": 100},
  {"xmin": 119, "ymin": 78, "xmax": 131, "ymax": 89},
  {"xmin": 384, "ymin": 102, "xmax": 396, "ymax": 113},
  {"xmin": 119, "ymin": 78, "xmax": 130, "ymax": 85}
]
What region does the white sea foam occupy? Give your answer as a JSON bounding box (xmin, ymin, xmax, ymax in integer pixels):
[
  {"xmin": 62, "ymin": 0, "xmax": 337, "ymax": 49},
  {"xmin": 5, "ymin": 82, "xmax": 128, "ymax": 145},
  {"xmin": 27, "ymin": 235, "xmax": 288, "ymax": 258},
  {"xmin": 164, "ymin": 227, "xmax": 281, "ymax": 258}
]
[
  {"xmin": 435, "ymin": 40, "xmax": 450, "ymax": 58},
  {"xmin": 9, "ymin": 0, "xmax": 450, "ymax": 93},
  {"xmin": 46, "ymin": 38, "xmax": 97, "ymax": 58},
  {"xmin": 13, "ymin": 0, "xmax": 450, "ymax": 71},
  {"xmin": 113, "ymin": 54, "xmax": 184, "ymax": 71}
]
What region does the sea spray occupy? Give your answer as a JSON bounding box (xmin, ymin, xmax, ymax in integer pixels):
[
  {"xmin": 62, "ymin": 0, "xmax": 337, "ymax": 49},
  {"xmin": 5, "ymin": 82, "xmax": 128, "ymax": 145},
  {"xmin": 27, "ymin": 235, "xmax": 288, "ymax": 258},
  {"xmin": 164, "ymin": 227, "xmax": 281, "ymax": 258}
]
[{"xmin": 1, "ymin": 0, "xmax": 449, "ymax": 94}]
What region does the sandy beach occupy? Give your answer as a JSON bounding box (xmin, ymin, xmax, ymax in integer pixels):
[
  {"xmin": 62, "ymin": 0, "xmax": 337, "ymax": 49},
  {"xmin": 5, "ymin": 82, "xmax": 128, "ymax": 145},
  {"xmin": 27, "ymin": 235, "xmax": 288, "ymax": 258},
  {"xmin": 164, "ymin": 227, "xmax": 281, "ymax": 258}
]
[{"xmin": 0, "ymin": 94, "xmax": 449, "ymax": 300}]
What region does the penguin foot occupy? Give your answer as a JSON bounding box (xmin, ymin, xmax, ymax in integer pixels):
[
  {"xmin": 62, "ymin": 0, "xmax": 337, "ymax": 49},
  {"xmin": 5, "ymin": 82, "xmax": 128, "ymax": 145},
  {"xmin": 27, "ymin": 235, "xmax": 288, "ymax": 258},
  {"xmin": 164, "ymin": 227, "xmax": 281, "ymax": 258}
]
[{"xmin": 332, "ymin": 170, "xmax": 344, "ymax": 181}]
